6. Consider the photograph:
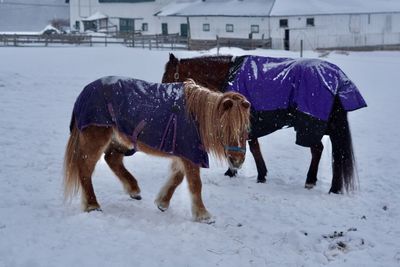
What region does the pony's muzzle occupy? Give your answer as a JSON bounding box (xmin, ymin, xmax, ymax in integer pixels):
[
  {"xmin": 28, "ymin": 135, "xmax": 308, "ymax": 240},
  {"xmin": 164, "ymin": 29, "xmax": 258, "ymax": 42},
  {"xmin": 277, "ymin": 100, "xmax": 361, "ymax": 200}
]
[
  {"xmin": 227, "ymin": 154, "xmax": 244, "ymax": 170},
  {"xmin": 225, "ymin": 146, "xmax": 246, "ymax": 170}
]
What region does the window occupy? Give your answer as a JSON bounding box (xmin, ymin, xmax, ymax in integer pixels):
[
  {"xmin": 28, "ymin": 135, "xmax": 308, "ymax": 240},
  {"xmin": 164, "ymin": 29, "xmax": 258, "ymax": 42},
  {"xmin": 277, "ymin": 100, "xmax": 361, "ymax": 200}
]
[
  {"xmin": 119, "ymin": 18, "xmax": 134, "ymax": 32},
  {"xmin": 226, "ymin": 24, "xmax": 234, "ymax": 32},
  {"xmin": 279, "ymin": 19, "xmax": 288, "ymax": 28},
  {"xmin": 142, "ymin": 23, "xmax": 148, "ymax": 32},
  {"xmin": 203, "ymin": 23, "xmax": 210, "ymax": 32},
  {"xmin": 306, "ymin": 18, "xmax": 314, "ymax": 27},
  {"xmin": 250, "ymin": 25, "xmax": 259, "ymax": 33}
]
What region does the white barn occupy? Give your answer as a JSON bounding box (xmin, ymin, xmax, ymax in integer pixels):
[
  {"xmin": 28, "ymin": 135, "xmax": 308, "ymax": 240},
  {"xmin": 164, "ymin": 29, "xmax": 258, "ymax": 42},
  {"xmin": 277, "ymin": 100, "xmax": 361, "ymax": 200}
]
[
  {"xmin": 69, "ymin": 0, "xmax": 400, "ymax": 50},
  {"xmin": 68, "ymin": 0, "xmax": 188, "ymax": 35},
  {"xmin": 269, "ymin": 0, "xmax": 400, "ymax": 50}
]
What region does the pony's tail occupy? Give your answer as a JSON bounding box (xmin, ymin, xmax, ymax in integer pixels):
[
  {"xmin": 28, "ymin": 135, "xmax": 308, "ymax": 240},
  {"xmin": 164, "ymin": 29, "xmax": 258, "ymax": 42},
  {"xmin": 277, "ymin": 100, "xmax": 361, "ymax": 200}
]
[
  {"xmin": 63, "ymin": 118, "xmax": 81, "ymax": 201},
  {"xmin": 329, "ymin": 98, "xmax": 358, "ymax": 193}
]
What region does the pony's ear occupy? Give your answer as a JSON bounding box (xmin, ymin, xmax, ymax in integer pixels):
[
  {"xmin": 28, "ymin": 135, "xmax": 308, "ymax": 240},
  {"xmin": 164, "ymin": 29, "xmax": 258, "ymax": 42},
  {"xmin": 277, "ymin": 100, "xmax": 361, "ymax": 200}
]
[
  {"xmin": 169, "ymin": 53, "xmax": 177, "ymax": 62},
  {"xmin": 242, "ymin": 100, "xmax": 251, "ymax": 109},
  {"xmin": 222, "ymin": 98, "xmax": 234, "ymax": 110}
]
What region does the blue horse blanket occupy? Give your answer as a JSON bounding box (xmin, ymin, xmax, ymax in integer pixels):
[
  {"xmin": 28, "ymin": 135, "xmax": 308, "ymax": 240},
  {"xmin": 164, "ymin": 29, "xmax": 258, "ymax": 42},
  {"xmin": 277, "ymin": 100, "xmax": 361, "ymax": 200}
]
[
  {"xmin": 226, "ymin": 56, "xmax": 367, "ymax": 146},
  {"xmin": 72, "ymin": 76, "xmax": 208, "ymax": 168}
]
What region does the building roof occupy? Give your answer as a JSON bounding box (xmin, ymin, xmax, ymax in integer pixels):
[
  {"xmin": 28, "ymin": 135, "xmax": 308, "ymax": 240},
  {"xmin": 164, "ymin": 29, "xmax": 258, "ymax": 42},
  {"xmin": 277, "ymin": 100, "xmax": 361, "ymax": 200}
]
[
  {"xmin": 82, "ymin": 12, "xmax": 108, "ymax": 21},
  {"xmin": 156, "ymin": 0, "xmax": 400, "ymax": 17},
  {"xmin": 156, "ymin": 0, "xmax": 274, "ymax": 17}
]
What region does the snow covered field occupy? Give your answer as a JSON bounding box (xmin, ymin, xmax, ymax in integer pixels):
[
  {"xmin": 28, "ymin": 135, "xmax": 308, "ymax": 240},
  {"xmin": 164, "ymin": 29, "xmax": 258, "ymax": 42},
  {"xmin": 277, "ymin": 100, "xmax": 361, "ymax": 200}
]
[{"xmin": 0, "ymin": 46, "xmax": 399, "ymax": 267}]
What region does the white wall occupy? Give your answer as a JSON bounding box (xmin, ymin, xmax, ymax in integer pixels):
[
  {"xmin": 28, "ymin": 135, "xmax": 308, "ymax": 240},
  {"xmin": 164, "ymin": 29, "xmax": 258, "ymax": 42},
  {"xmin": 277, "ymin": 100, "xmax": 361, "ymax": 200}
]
[
  {"xmin": 270, "ymin": 12, "xmax": 400, "ymax": 50},
  {"xmin": 187, "ymin": 17, "xmax": 270, "ymax": 40},
  {"xmin": 155, "ymin": 16, "xmax": 187, "ymax": 35}
]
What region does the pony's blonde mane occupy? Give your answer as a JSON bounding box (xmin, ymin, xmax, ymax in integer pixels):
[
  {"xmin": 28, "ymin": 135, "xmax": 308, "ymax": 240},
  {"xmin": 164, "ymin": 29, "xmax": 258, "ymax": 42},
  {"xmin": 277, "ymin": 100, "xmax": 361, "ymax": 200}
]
[{"xmin": 184, "ymin": 79, "xmax": 250, "ymax": 160}]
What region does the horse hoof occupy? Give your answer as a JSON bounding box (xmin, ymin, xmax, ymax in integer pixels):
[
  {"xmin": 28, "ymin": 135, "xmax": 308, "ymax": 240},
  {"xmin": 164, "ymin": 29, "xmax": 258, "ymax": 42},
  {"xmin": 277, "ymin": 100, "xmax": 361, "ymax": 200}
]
[
  {"xmin": 224, "ymin": 169, "xmax": 237, "ymax": 177},
  {"xmin": 257, "ymin": 177, "xmax": 266, "ymax": 183},
  {"xmin": 329, "ymin": 188, "xmax": 342, "ymax": 194},
  {"xmin": 195, "ymin": 215, "xmax": 215, "ymax": 224},
  {"xmin": 157, "ymin": 205, "xmax": 167, "ymax": 212},
  {"xmin": 130, "ymin": 194, "xmax": 142, "ymax": 200},
  {"xmin": 201, "ymin": 218, "xmax": 216, "ymax": 225},
  {"xmin": 85, "ymin": 207, "xmax": 102, "ymax": 213},
  {"xmin": 305, "ymin": 183, "xmax": 315, "ymax": 189}
]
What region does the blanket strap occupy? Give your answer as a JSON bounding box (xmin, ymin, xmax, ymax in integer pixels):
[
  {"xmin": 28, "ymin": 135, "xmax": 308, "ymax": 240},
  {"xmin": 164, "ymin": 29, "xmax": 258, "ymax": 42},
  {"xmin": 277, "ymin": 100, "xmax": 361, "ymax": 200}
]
[{"xmin": 159, "ymin": 114, "xmax": 177, "ymax": 152}]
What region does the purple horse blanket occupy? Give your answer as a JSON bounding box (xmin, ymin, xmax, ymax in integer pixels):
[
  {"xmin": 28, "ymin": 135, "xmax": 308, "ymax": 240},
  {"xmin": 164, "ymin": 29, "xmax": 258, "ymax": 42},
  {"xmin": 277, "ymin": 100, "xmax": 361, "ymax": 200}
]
[
  {"xmin": 226, "ymin": 55, "xmax": 367, "ymax": 146},
  {"xmin": 71, "ymin": 76, "xmax": 208, "ymax": 168}
]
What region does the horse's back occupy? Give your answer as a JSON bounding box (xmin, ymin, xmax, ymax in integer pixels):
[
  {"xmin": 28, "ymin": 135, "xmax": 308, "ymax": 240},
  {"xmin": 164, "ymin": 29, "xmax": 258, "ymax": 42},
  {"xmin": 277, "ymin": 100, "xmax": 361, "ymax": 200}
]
[
  {"xmin": 71, "ymin": 76, "xmax": 209, "ymax": 167},
  {"xmin": 227, "ymin": 55, "xmax": 366, "ymax": 121}
]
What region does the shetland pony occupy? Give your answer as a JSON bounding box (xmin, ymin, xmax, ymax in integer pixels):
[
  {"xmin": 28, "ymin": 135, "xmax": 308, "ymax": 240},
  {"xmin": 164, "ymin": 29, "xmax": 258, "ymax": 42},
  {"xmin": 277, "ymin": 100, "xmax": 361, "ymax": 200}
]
[
  {"xmin": 162, "ymin": 54, "xmax": 367, "ymax": 194},
  {"xmin": 64, "ymin": 78, "xmax": 250, "ymax": 223}
]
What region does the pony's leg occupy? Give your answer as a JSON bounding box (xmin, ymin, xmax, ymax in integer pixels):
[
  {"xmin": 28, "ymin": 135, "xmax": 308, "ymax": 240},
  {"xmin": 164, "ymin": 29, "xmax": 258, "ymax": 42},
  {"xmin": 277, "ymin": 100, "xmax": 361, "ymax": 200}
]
[
  {"xmin": 182, "ymin": 159, "xmax": 213, "ymax": 223},
  {"xmin": 104, "ymin": 148, "xmax": 141, "ymax": 200},
  {"xmin": 249, "ymin": 138, "xmax": 267, "ymax": 183},
  {"xmin": 305, "ymin": 142, "xmax": 324, "ymax": 189},
  {"xmin": 77, "ymin": 127, "xmax": 112, "ymax": 212},
  {"xmin": 155, "ymin": 159, "xmax": 185, "ymax": 211}
]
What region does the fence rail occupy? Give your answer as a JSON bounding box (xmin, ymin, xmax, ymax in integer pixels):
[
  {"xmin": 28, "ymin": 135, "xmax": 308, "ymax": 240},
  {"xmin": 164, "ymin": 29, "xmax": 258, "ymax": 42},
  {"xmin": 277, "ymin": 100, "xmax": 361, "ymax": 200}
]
[
  {"xmin": 188, "ymin": 36, "xmax": 272, "ymax": 51},
  {"xmin": 0, "ymin": 33, "xmax": 188, "ymax": 50}
]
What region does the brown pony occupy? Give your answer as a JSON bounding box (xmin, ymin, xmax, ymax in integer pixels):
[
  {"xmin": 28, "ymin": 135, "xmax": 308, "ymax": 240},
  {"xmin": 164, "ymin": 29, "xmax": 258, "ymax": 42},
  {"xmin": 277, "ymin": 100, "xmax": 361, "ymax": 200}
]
[
  {"xmin": 64, "ymin": 79, "xmax": 250, "ymax": 223},
  {"xmin": 162, "ymin": 54, "xmax": 363, "ymax": 194}
]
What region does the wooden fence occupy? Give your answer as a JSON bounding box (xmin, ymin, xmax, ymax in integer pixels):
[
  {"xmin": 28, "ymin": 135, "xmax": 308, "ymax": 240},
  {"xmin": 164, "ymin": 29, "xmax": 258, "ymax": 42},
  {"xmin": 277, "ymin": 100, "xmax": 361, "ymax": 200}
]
[
  {"xmin": 189, "ymin": 36, "xmax": 272, "ymax": 50},
  {"xmin": 0, "ymin": 33, "xmax": 274, "ymax": 51},
  {"xmin": 0, "ymin": 33, "xmax": 188, "ymax": 50}
]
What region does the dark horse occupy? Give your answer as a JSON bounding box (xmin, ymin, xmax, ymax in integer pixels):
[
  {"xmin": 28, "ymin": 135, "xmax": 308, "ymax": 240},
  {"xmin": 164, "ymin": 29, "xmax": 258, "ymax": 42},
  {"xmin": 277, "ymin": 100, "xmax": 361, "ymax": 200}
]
[{"xmin": 162, "ymin": 54, "xmax": 367, "ymax": 193}]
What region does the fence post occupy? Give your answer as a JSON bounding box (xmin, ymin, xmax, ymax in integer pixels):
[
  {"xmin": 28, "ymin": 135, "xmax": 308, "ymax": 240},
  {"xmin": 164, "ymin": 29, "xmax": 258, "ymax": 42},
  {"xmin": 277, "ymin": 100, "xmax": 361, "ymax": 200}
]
[
  {"xmin": 155, "ymin": 34, "xmax": 159, "ymax": 49},
  {"xmin": 105, "ymin": 35, "xmax": 107, "ymax": 47},
  {"xmin": 300, "ymin": 39, "xmax": 303, "ymax": 57},
  {"xmin": 13, "ymin": 34, "xmax": 17, "ymax": 46},
  {"xmin": 216, "ymin": 35, "xmax": 220, "ymax": 55}
]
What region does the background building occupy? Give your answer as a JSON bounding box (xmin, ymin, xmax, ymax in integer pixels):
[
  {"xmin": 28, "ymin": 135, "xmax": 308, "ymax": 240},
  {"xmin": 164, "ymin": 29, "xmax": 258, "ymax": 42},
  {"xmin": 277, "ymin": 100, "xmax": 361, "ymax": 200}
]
[
  {"xmin": 68, "ymin": 0, "xmax": 400, "ymax": 50},
  {"xmin": 69, "ymin": 0, "xmax": 188, "ymax": 35}
]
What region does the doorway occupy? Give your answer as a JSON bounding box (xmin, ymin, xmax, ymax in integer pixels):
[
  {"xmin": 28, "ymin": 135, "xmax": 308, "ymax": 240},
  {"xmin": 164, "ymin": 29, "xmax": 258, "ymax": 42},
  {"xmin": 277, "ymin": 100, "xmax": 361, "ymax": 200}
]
[
  {"xmin": 162, "ymin": 23, "xmax": 168, "ymax": 35},
  {"xmin": 284, "ymin": 29, "xmax": 290, "ymax": 50}
]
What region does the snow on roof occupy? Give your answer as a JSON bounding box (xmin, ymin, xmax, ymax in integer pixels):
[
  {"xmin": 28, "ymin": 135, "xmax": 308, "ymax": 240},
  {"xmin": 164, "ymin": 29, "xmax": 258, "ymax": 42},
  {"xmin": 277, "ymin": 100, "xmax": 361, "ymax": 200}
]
[
  {"xmin": 270, "ymin": 0, "xmax": 400, "ymax": 16},
  {"xmin": 82, "ymin": 11, "xmax": 108, "ymax": 21},
  {"xmin": 156, "ymin": 0, "xmax": 400, "ymax": 17},
  {"xmin": 156, "ymin": 0, "xmax": 274, "ymax": 17},
  {"xmin": 40, "ymin": 24, "xmax": 61, "ymax": 34}
]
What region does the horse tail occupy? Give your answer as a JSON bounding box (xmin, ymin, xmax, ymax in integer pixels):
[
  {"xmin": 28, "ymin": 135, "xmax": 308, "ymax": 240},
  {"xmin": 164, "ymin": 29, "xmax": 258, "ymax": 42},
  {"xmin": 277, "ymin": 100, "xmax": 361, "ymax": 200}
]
[
  {"xmin": 329, "ymin": 98, "xmax": 358, "ymax": 193},
  {"xmin": 63, "ymin": 118, "xmax": 81, "ymax": 201}
]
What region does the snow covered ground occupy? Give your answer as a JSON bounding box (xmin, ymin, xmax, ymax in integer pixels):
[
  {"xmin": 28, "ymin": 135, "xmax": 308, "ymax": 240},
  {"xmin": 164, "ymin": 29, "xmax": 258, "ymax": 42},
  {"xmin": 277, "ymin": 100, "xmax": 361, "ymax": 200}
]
[{"xmin": 0, "ymin": 46, "xmax": 399, "ymax": 267}]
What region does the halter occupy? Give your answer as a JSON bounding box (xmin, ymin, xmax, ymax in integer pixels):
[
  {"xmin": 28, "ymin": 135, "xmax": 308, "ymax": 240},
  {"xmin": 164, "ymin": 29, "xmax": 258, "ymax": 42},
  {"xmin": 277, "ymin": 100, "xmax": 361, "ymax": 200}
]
[
  {"xmin": 174, "ymin": 61, "xmax": 180, "ymax": 81},
  {"xmin": 224, "ymin": 146, "xmax": 246, "ymax": 153}
]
